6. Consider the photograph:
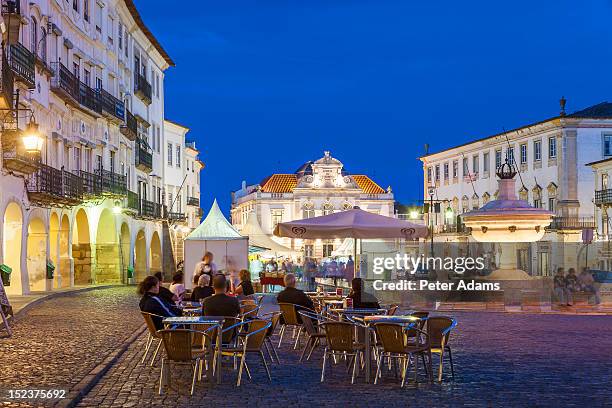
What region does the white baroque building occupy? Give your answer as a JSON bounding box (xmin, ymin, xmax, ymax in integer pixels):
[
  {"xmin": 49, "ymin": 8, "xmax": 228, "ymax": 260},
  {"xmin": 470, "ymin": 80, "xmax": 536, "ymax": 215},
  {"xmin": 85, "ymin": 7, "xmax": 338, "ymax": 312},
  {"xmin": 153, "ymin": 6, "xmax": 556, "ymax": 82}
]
[
  {"xmin": 0, "ymin": 0, "xmax": 202, "ymax": 296},
  {"xmin": 420, "ymin": 100, "xmax": 612, "ymax": 275},
  {"xmin": 231, "ymin": 151, "xmax": 394, "ymax": 259}
]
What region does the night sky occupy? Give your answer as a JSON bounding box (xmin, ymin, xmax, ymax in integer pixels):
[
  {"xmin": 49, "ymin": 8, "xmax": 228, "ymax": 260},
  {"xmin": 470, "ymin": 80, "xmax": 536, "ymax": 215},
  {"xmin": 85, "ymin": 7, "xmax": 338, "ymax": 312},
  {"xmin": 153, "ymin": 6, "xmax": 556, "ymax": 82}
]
[{"xmin": 135, "ymin": 0, "xmax": 612, "ymax": 214}]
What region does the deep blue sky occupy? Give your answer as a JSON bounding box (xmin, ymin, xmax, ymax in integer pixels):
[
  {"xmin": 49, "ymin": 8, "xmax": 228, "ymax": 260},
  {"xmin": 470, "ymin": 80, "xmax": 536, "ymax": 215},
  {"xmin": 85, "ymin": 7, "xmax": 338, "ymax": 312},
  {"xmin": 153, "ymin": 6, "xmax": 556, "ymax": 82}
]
[{"xmin": 136, "ymin": 0, "xmax": 612, "ymax": 214}]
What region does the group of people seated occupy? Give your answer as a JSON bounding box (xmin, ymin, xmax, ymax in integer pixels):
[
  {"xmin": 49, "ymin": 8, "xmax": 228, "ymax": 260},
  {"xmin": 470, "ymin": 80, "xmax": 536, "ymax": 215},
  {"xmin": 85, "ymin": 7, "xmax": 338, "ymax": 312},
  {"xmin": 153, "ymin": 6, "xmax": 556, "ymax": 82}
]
[{"xmin": 553, "ymin": 267, "xmax": 601, "ymax": 305}]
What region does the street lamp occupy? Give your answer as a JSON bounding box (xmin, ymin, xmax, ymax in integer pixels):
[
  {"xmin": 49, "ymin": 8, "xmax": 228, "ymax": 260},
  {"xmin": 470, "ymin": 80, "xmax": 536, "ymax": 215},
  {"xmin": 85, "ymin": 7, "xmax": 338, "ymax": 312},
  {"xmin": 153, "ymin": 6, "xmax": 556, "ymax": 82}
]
[
  {"xmin": 21, "ymin": 117, "xmax": 43, "ymax": 154},
  {"xmin": 409, "ymin": 208, "xmax": 419, "ymax": 220}
]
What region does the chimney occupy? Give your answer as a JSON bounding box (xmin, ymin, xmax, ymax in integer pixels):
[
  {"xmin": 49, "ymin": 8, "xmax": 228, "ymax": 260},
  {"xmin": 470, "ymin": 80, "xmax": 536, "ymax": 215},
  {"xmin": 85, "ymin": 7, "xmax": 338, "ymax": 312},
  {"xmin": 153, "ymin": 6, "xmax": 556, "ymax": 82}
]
[{"xmin": 560, "ymin": 96, "xmax": 567, "ymax": 116}]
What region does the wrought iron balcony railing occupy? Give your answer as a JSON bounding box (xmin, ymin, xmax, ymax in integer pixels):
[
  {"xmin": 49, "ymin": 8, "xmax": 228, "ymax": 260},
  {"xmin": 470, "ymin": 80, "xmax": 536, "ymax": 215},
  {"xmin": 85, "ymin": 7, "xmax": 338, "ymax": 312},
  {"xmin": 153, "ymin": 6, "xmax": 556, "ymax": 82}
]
[
  {"xmin": 78, "ymin": 170, "xmax": 102, "ymax": 196},
  {"xmin": 78, "ymin": 81, "xmax": 101, "ymax": 115},
  {"xmin": 547, "ymin": 216, "xmax": 595, "ymax": 230},
  {"xmin": 595, "ymin": 189, "xmax": 612, "ymax": 206},
  {"xmin": 8, "ymin": 42, "xmax": 35, "ymax": 88},
  {"xmin": 51, "ymin": 62, "xmax": 79, "ymax": 104},
  {"xmin": 139, "ymin": 199, "xmax": 163, "ymax": 219},
  {"xmin": 167, "ymin": 212, "xmax": 186, "ymax": 222},
  {"xmin": 1, "ymin": 128, "xmax": 40, "ymax": 174},
  {"xmin": 98, "ymin": 88, "xmax": 125, "ymax": 123},
  {"xmin": 135, "ymin": 138, "xmax": 153, "ymax": 172},
  {"xmin": 134, "ymin": 72, "xmax": 152, "ymax": 104},
  {"xmin": 1, "ymin": 45, "xmax": 14, "ymax": 109},
  {"xmin": 120, "ymin": 109, "xmax": 137, "ymax": 141},
  {"xmin": 27, "ymin": 163, "xmax": 82, "ymax": 206},
  {"xmin": 127, "ymin": 190, "xmax": 139, "ymax": 212},
  {"xmin": 97, "ymin": 169, "xmax": 127, "ymax": 196},
  {"xmin": 187, "ymin": 196, "xmax": 199, "ymax": 206}
]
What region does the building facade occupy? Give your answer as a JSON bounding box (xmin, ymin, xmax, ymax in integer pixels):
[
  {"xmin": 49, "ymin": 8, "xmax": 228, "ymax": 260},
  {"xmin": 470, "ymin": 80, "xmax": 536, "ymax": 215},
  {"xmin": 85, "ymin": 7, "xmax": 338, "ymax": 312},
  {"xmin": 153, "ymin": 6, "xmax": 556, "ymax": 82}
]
[
  {"xmin": 420, "ymin": 100, "xmax": 612, "ymax": 275},
  {"xmin": 231, "ymin": 151, "xmax": 394, "ymax": 259},
  {"xmin": 0, "ymin": 0, "xmax": 200, "ymax": 297},
  {"xmin": 163, "ymin": 119, "xmax": 203, "ymax": 264}
]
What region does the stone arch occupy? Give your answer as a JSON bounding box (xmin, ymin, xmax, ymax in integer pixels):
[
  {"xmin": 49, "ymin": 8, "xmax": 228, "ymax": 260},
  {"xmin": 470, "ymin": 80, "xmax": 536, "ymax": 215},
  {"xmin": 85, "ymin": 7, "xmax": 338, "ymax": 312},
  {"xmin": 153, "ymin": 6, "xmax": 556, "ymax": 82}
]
[
  {"xmin": 95, "ymin": 209, "xmax": 120, "ymax": 283},
  {"xmin": 58, "ymin": 214, "xmax": 71, "ymax": 288},
  {"xmin": 73, "ymin": 208, "xmax": 92, "ymax": 285},
  {"xmin": 134, "ymin": 229, "xmax": 147, "ymax": 282},
  {"xmin": 120, "ymin": 222, "xmax": 130, "ymax": 283},
  {"xmin": 26, "ymin": 217, "xmax": 47, "ymax": 292},
  {"xmin": 49, "ymin": 213, "xmax": 60, "ymax": 288},
  {"xmin": 149, "ymin": 231, "xmax": 162, "ymax": 275},
  {"xmin": 3, "ymin": 202, "xmax": 24, "ymax": 295}
]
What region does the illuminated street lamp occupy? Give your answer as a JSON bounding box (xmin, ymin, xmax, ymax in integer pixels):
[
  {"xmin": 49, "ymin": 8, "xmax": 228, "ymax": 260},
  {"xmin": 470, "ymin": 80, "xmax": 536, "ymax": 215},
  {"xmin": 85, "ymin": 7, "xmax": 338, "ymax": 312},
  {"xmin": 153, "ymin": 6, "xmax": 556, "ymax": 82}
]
[
  {"xmin": 409, "ymin": 208, "xmax": 419, "ymax": 219},
  {"xmin": 21, "ymin": 117, "xmax": 44, "ymax": 154}
]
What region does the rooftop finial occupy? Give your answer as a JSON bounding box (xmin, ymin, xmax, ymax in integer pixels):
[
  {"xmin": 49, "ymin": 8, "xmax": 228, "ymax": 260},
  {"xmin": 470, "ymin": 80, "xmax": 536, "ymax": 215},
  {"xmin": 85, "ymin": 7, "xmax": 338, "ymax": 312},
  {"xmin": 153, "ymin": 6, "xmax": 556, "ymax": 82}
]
[
  {"xmin": 560, "ymin": 96, "xmax": 567, "ymax": 116},
  {"xmin": 324, "ymin": 150, "xmax": 330, "ymax": 159}
]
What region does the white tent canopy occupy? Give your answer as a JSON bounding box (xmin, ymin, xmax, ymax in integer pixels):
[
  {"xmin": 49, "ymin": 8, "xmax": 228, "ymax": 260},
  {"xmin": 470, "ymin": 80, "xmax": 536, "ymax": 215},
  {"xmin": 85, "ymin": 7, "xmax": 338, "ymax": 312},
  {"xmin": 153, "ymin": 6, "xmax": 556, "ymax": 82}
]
[
  {"xmin": 183, "ymin": 199, "xmax": 248, "ymax": 288},
  {"xmin": 240, "ymin": 212, "xmax": 296, "ymax": 256}
]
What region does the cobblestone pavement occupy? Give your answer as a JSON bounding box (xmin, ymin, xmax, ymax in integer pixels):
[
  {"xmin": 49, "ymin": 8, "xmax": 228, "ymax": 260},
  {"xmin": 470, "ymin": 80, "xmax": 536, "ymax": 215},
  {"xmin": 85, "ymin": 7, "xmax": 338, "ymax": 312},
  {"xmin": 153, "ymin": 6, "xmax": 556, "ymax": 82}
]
[
  {"xmin": 78, "ymin": 310, "xmax": 612, "ymax": 408},
  {"xmin": 0, "ymin": 287, "xmax": 144, "ymax": 408}
]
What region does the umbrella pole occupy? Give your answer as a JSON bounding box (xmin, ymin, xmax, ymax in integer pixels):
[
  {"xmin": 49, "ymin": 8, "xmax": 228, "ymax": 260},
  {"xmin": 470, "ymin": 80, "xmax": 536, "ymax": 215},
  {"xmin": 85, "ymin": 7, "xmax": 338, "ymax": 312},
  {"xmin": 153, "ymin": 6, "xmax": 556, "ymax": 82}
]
[{"xmin": 353, "ymin": 238, "xmax": 358, "ymax": 278}]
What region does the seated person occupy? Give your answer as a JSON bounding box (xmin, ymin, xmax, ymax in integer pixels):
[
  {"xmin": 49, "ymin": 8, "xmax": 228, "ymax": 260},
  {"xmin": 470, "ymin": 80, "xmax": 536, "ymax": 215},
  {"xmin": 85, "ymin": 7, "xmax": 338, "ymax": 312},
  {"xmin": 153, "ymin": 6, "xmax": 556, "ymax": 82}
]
[
  {"xmin": 169, "ymin": 272, "xmax": 186, "ymax": 303},
  {"xmin": 234, "ymin": 269, "xmax": 255, "ymax": 298},
  {"xmin": 202, "ymin": 274, "xmax": 241, "ymax": 317},
  {"xmin": 139, "ymin": 276, "xmax": 182, "ymax": 330},
  {"xmin": 153, "ymin": 272, "xmax": 178, "ymax": 304},
  {"xmin": 347, "ymin": 277, "xmax": 380, "ymax": 309},
  {"xmin": 191, "ymin": 274, "xmax": 214, "ymax": 302},
  {"xmin": 277, "ymin": 273, "xmax": 314, "ymax": 321}
]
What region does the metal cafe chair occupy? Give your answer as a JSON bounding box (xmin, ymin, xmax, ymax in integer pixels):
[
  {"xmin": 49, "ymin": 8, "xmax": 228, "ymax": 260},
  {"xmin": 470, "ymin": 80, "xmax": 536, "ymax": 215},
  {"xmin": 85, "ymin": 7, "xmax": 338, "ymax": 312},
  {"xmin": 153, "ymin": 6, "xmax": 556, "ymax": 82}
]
[
  {"xmin": 426, "ymin": 316, "xmax": 457, "ymax": 382},
  {"xmin": 157, "ymin": 327, "xmax": 216, "ymax": 395},
  {"xmin": 320, "ymin": 321, "xmax": 365, "ymax": 384},
  {"xmin": 297, "ymin": 310, "xmax": 334, "ymax": 361},
  {"xmin": 213, "ymin": 319, "xmax": 273, "ymax": 386},
  {"xmin": 141, "ymin": 312, "xmax": 165, "ymax": 366},
  {"xmin": 277, "ymin": 302, "xmax": 305, "ymax": 349},
  {"xmin": 373, "ymin": 322, "xmax": 433, "ymax": 387},
  {"xmin": 259, "ymin": 311, "xmax": 282, "ymax": 363},
  {"xmin": 239, "ymin": 303, "xmax": 261, "ymax": 321}
]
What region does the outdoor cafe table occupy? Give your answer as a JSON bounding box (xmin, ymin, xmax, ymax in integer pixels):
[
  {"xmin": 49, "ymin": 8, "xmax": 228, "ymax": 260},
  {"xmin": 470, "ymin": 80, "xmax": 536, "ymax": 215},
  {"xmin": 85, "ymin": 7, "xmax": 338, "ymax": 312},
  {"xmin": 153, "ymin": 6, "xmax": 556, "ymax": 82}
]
[
  {"xmin": 162, "ymin": 316, "xmax": 225, "ymax": 384},
  {"xmin": 361, "ymin": 314, "xmax": 424, "ymax": 383}
]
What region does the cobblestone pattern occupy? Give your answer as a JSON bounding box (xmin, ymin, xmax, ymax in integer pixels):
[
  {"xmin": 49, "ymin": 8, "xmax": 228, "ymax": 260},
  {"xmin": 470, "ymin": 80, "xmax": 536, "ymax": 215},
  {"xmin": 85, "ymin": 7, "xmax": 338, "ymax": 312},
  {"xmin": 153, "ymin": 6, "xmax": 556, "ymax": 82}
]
[
  {"xmin": 0, "ymin": 287, "xmax": 144, "ymax": 408},
  {"xmin": 78, "ymin": 311, "xmax": 612, "ymax": 408}
]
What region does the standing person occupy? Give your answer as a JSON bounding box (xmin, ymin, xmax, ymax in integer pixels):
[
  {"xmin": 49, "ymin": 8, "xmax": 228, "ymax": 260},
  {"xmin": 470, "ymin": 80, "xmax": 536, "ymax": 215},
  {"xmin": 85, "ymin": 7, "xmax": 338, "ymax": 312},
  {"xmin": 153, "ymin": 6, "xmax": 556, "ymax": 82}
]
[
  {"xmin": 566, "ymin": 268, "xmax": 578, "ymax": 306},
  {"xmin": 153, "ymin": 272, "xmax": 178, "ymax": 304},
  {"xmin": 202, "ymin": 275, "xmax": 240, "ymax": 317},
  {"xmin": 553, "ymin": 267, "xmax": 567, "ymax": 305},
  {"xmin": 234, "ymin": 269, "xmax": 255, "ymax": 298},
  {"xmin": 345, "ymin": 255, "xmax": 355, "ymax": 280},
  {"xmin": 194, "ymin": 252, "xmax": 217, "ymax": 286},
  {"xmin": 138, "ymin": 276, "xmax": 182, "ymax": 329},
  {"xmin": 169, "ymin": 272, "xmax": 186, "ymax": 303},
  {"xmin": 191, "ymin": 274, "xmax": 214, "ymax": 302}
]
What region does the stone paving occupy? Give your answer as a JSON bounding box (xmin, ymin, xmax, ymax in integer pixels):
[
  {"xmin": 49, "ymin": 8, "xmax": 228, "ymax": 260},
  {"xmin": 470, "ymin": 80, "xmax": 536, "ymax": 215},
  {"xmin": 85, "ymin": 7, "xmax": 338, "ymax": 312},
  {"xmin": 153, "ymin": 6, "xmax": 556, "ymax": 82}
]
[
  {"xmin": 0, "ymin": 287, "xmax": 144, "ymax": 408},
  {"xmin": 78, "ymin": 308, "xmax": 612, "ymax": 408}
]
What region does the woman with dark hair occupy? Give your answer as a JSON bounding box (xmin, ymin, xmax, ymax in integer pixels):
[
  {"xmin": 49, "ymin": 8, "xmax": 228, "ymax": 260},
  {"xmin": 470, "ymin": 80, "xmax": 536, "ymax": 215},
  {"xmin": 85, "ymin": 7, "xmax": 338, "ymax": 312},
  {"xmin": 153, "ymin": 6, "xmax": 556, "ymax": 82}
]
[
  {"xmin": 234, "ymin": 269, "xmax": 255, "ymax": 298},
  {"xmin": 138, "ymin": 276, "xmax": 182, "ymax": 329},
  {"xmin": 169, "ymin": 272, "xmax": 186, "ymax": 303},
  {"xmin": 347, "ymin": 277, "xmax": 380, "ymax": 309},
  {"xmin": 153, "ymin": 272, "xmax": 177, "ymax": 304}
]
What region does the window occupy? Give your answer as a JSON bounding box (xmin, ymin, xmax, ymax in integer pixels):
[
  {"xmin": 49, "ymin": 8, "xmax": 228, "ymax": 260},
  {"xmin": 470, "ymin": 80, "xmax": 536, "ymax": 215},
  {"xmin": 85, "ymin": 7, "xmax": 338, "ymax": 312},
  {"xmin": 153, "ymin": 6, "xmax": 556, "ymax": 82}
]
[
  {"xmin": 462, "ymin": 157, "xmax": 468, "ymax": 175},
  {"xmin": 323, "ymin": 244, "xmax": 334, "ymax": 258},
  {"xmin": 84, "ymin": 0, "xmax": 89, "ymax": 21},
  {"xmin": 96, "ymin": 154, "xmax": 102, "ymax": 171},
  {"xmin": 427, "ymin": 167, "xmax": 432, "ymax": 183},
  {"xmin": 84, "ymin": 69, "xmax": 90, "ymax": 86},
  {"xmin": 156, "ymin": 126, "xmax": 161, "ymax": 153},
  {"xmin": 167, "ymin": 143, "xmax": 172, "ymax": 165},
  {"xmin": 304, "ymin": 244, "xmax": 314, "ymax": 258},
  {"xmin": 548, "ymin": 198, "xmax": 555, "ymax": 212},
  {"xmin": 150, "ymin": 124, "xmax": 156, "ymax": 151},
  {"xmin": 506, "ymin": 147, "xmax": 515, "ymax": 165},
  {"xmin": 73, "ymin": 0, "xmax": 78, "ymax": 12},
  {"xmin": 107, "ymin": 16, "xmax": 114, "ymax": 45},
  {"xmin": 124, "ymin": 32, "xmax": 129, "ymax": 57},
  {"xmin": 176, "ymin": 145, "xmax": 181, "ymax": 167},
  {"xmin": 118, "ymin": 23, "xmax": 123, "ymax": 50},
  {"xmin": 95, "ymin": 2, "xmax": 102, "ymax": 31},
  {"xmin": 472, "ymin": 155, "xmax": 479, "ymax": 174},
  {"xmin": 495, "ymin": 149, "xmax": 502, "ymax": 168},
  {"xmin": 483, "ymin": 152, "xmax": 489, "ymax": 172},
  {"xmin": 604, "ymin": 135, "xmax": 612, "ymax": 157},
  {"xmin": 83, "ymin": 149, "xmax": 90, "ymax": 172},
  {"xmin": 443, "ymin": 163, "xmax": 449, "ymax": 180},
  {"xmin": 435, "ymin": 165, "xmax": 440, "ymax": 182},
  {"xmin": 73, "ymin": 59, "xmax": 80, "ymax": 79},
  {"xmin": 534, "ymin": 140, "xmax": 542, "ymax": 161},
  {"xmin": 534, "ymin": 199, "xmax": 541, "ymax": 208},
  {"xmin": 303, "ymin": 204, "xmax": 315, "ymax": 219},
  {"xmin": 322, "ymin": 203, "xmax": 334, "ymax": 215},
  {"xmin": 271, "ymin": 210, "xmax": 283, "ymax": 228},
  {"xmin": 602, "ymin": 173, "xmax": 608, "ymax": 189},
  {"xmin": 520, "ymin": 143, "xmax": 527, "ymax": 164},
  {"xmin": 110, "ymin": 151, "xmax": 115, "ymax": 174},
  {"xmin": 95, "ymin": 77, "xmax": 102, "ymax": 90},
  {"xmin": 30, "ymin": 17, "xmax": 37, "ymax": 55},
  {"xmin": 548, "ymin": 137, "xmax": 557, "ymax": 158},
  {"xmin": 452, "ymin": 160, "xmax": 458, "ymax": 178},
  {"xmin": 74, "ymin": 147, "xmax": 81, "ymax": 171}
]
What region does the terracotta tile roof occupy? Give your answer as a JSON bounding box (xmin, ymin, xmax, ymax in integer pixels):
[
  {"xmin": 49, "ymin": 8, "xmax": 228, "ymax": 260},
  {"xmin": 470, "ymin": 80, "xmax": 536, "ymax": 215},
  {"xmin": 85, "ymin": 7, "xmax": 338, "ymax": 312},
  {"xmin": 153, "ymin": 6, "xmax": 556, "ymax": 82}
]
[
  {"xmin": 352, "ymin": 175, "xmax": 386, "ymax": 194},
  {"xmin": 260, "ymin": 174, "xmax": 297, "ymax": 193}
]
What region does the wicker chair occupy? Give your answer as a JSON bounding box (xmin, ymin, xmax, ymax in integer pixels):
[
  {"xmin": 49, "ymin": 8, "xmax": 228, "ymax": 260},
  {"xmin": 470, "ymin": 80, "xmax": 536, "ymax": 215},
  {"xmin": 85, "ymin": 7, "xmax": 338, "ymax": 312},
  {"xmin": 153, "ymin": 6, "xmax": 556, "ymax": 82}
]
[
  {"xmin": 214, "ymin": 319, "xmax": 273, "ymax": 386},
  {"xmin": 320, "ymin": 321, "xmax": 365, "ymax": 384},
  {"xmin": 297, "ymin": 310, "xmax": 332, "ymax": 361},
  {"xmin": 427, "ymin": 316, "xmax": 457, "ymax": 382},
  {"xmin": 158, "ymin": 327, "xmax": 216, "ymax": 395},
  {"xmin": 141, "ymin": 312, "xmax": 165, "ymax": 366},
  {"xmin": 374, "ymin": 322, "xmax": 432, "ymax": 386}
]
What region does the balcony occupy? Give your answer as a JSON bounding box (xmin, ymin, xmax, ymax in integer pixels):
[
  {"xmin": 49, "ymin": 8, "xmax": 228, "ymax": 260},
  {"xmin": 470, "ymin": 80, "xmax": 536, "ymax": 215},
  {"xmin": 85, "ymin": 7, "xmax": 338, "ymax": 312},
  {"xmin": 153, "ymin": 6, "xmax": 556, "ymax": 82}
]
[
  {"xmin": 140, "ymin": 199, "xmax": 163, "ymax": 219},
  {"xmin": 77, "ymin": 170, "xmax": 102, "ymax": 196},
  {"xmin": 51, "ymin": 62, "xmax": 79, "ymax": 104},
  {"xmin": 434, "ymin": 223, "xmax": 469, "ymax": 234},
  {"xmin": 26, "ymin": 163, "xmax": 83, "ymax": 206},
  {"xmin": 1, "ymin": 1, "xmax": 21, "ymax": 44},
  {"xmin": 595, "ymin": 189, "xmax": 612, "ymax": 206},
  {"xmin": 547, "ymin": 216, "xmax": 596, "ymax": 231},
  {"xmin": 119, "ymin": 109, "xmax": 137, "ymax": 141},
  {"xmin": 134, "ymin": 73, "xmax": 152, "ymax": 104},
  {"xmin": 78, "ymin": 81, "xmax": 102, "ymax": 116},
  {"xmin": 0, "ymin": 46, "xmax": 14, "ymax": 109},
  {"xmin": 1, "ymin": 128, "xmax": 40, "ymax": 174},
  {"xmin": 135, "ymin": 138, "xmax": 153, "ymax": 173},
  {"xmin": 187, "ymin": 196, "xmax": 199, "ymax": 206},
  {"xmin": 98, "ymin": 169, "xmax": 127, "ymax": 196},
  {"xmin": 167, "ymin": 212, "xmax": 186, "ymax": 222},
  {"xmin": 99, "ymin": 88, "xmax": 125, "ymax": 124},
  {"xmin": 126, "ymin": 190, "xmax": 140, "ymax": 213},
  {"xmin": 8, "ymin": 42, "xmax": 35, "ymax": 89}
]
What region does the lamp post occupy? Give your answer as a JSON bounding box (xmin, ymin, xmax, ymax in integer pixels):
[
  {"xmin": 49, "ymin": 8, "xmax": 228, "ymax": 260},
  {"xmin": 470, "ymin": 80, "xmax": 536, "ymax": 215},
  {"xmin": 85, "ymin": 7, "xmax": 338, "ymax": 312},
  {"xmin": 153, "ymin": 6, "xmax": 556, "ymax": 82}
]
[
  {"xmin": 21, "ymin": 116, "xmax": 43, "ymax": 155},
  {"xmin": 428, "ymin": 185, "xmax": 435, "ymax": 258}
]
